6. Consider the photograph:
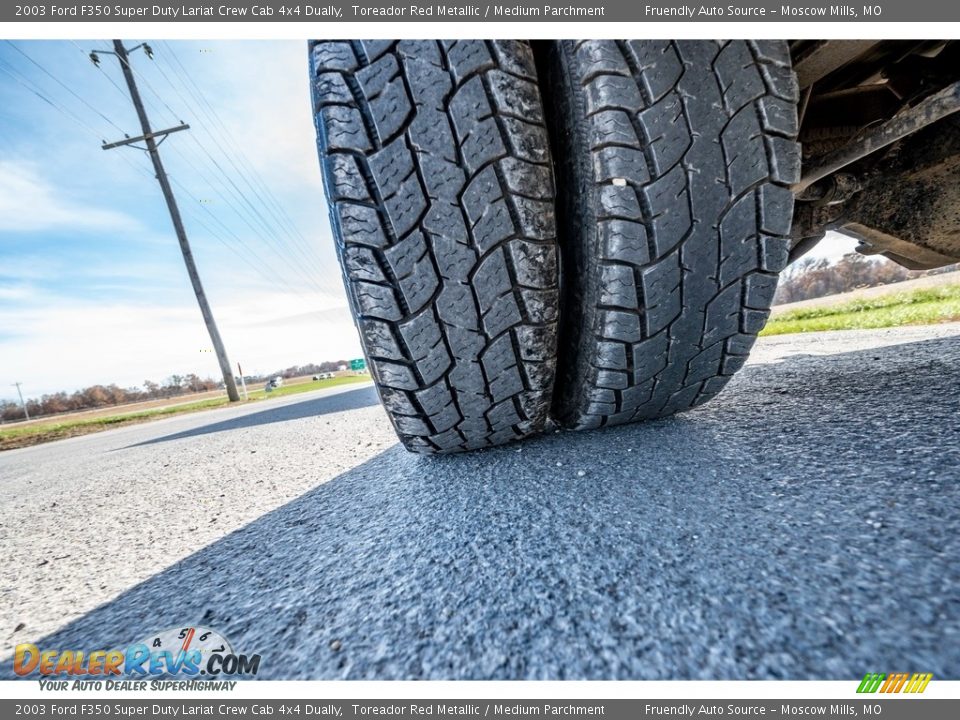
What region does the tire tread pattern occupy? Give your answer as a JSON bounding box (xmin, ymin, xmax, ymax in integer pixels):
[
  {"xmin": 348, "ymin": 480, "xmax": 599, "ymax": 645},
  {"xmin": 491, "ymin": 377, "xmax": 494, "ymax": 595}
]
[
  {"xmin": 310, "ymin": 40, "xmax": 559, "ymax": 452},
  {"xmin": 545, "ymin": 40, "xmax": 800, "ymax": 429}
]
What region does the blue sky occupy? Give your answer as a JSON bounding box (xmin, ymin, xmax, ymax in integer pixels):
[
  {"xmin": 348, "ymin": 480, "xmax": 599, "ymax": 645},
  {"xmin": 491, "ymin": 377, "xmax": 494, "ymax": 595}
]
[{"xmin": 0, "ymin": 40, "xmax": 360, "ymax": 401}]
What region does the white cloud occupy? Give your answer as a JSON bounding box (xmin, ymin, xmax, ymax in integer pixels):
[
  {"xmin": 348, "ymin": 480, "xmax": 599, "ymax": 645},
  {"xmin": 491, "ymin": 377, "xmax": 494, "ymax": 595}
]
[
  {"xmin": 0, "ymin": 287, "xmax": 361, "ymax": 399},
  {"xmin": 0, "ymin": 160, "xmax": 142, "ymax": 233},
  {"xmin": 0, "ymin": 284, "xmax": 33, "ymax": 302}
]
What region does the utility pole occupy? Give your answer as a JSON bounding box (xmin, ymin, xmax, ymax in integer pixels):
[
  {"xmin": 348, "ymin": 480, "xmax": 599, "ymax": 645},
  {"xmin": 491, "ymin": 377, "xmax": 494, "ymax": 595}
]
[
  {"xmin": 237, "ymin": 362, "xmax": 249, "ymax": 401},
  {"xmin": 95, "ymin": 40, "xmax": 240, "ymax": 402},
  {"xmin": 11, "ymin": 382, "xmax": 29, "ymax": 420}
]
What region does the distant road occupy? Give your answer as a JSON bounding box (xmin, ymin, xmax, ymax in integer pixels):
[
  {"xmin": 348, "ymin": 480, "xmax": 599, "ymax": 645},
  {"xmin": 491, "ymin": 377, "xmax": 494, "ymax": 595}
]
[
  {"xmin": 772, "ymin": 269, "xmax": 960, "ymax": 316},
  {"xmin": 2, "ymin": 325, "xmax": 959, "ymax": 679}
]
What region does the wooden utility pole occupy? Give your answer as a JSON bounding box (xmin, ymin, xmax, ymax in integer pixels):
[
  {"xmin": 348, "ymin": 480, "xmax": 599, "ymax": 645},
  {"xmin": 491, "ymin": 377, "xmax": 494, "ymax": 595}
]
[
  {"xmin": 12, "ymin": 382, "xmax": 29, "ymax": 420},
  {"xmin": 100, "ymin": 40, "xmax": 240, "ymax": 402}
]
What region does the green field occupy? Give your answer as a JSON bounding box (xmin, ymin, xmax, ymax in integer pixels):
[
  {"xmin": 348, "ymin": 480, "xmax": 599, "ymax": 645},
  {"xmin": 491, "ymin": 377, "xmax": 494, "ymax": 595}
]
[
  {"xmin": 762, "ymin": 285, "xmax": 960, "ymax": 336},
  {"xmin": 0, "ymin": 374, "xmax": 371, "ymax": 451}
]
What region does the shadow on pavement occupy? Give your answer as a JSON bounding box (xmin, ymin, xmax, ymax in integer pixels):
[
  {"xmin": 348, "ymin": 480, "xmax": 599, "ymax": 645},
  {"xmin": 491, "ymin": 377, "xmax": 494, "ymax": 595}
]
[
  {"xmin": 126, "ymin": 385, "xmax": 381, "ymax": 447},
  {"xmin": 12, "ymin": 336, "xmax": 960, "ymax": 680}
]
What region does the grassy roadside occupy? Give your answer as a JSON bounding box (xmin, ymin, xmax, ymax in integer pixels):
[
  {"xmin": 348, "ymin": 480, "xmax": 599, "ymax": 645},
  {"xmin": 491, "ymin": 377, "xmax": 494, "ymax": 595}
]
[
  {"xmin": 0, "ymin": 374, "xmax": 371, "ymax": 452},
  {"xmin": 762, "ymin": 285, "xmax": 960, "ymax": 336}
]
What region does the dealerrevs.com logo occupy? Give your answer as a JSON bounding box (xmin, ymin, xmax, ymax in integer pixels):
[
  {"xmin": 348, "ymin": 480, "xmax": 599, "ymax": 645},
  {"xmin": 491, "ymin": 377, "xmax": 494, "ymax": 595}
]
[{"xmin": 13, "ymin": 626, "xmax": 260, "ymax": 680}]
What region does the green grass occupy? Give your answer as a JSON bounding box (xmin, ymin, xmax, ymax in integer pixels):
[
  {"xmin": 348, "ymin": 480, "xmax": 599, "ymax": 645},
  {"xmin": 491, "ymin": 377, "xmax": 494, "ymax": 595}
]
[
  {"xmin": 245, "ymin": 374, "xmax": 368, "ymax": 400},
  {"xmin": 762, "ymin": 284, "xmax": 960, "ymax": 336},
  {"xmin": 0, "ymin": 374, "xmax": 371, "ymax": 451}
]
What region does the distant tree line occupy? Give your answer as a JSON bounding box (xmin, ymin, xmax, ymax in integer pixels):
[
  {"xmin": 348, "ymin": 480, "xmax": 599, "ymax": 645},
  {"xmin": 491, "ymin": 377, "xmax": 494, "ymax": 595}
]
[
  {"xmin": 267, "ymin": 361, "xmax": 350, "ymax": 380},
  {"xmin": 774, "ymin": 254, "xmax": 959, "ymax": 305},
  {"xmin": 1, "ymin": 359, "xmax": 355, "ymax": 422}
]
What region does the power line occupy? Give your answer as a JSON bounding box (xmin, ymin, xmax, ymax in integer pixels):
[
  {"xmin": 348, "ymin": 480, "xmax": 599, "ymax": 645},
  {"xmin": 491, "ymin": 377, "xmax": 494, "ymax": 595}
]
[
  {"xmin": 169, "ymin": 173, "xmax": 323, "ymax": 301},
  {"xmin": 146, "ymin": 45, "xmax": 324, "ymax": 288},
  {"xmin": 0, "ymin": 54, "xmax": 163, "ymax": 190},
  {"xmin": 4, "ymin": 40, "xmax": 126, "ymax": 135},
  {"xmin": 0, "ymin": 58, "xmax": 110, "ymax": 142},
  {"xmin": 156, "ymin": 42, "xmax": 329, "ymax": 283}
]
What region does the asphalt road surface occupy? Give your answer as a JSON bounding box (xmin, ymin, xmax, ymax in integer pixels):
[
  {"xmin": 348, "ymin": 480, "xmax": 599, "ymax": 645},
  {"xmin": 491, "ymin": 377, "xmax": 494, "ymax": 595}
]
[{"xmin": 2, "ymin": 325, "xmax": 958, "ymax": 680}]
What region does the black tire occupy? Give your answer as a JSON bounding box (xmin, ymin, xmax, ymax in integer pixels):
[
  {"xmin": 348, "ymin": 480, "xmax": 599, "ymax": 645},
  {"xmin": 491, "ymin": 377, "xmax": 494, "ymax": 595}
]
[
  {"xmin": 309, "ymin": 41, "xmax": 559, "ymax": 453},
  {"xmin": 538, "ymin": 40, "xmax": 800, "ymax": 429}
]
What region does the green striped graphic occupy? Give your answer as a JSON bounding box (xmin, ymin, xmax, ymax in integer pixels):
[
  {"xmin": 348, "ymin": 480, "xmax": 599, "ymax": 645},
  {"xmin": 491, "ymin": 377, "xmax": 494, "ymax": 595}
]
[{"xmin": 857, "ymin": 673, "xmax": 886, "ymax": 693}]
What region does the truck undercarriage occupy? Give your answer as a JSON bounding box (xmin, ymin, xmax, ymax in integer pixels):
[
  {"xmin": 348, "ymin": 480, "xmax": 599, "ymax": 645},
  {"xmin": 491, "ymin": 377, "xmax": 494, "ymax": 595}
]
[{"xmin": 790, "ymin": 40, "xmax": 960, "ymax": 269}]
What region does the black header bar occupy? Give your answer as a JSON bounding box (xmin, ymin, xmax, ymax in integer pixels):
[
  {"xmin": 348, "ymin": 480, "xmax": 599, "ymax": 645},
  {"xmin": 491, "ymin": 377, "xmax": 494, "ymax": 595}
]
[{"xmin": 4, "ymin": 1, "xmax": 958, "ymax": 23}]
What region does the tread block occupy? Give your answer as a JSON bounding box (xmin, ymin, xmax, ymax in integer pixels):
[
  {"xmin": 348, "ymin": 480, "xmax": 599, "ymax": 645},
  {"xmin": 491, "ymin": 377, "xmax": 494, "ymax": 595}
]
[
  {"xmin": 599, "ymin": 219, "xmax": 649, "ymax": 265},
  {"xmin": 715, "ymin": 41, "xmax": 766, "ymax": 114},
  {"xmin": 369, "ymin": 137, "xmax": 415, "ymax": 197},
  {"xmin": 359, "ymin": 318, "xmax": 403, "ymax": 360},
  {"xmin": 314, "ymin": 72, "xmax": 352, "ymax": 107},
  {"xmin": 643, "ymin": 163, "xmax": 691, "ymax": 257},
  {"xmin": 358, "ymin": 40, "xmax": 396, "ymax": 62},
  {"xmin": 379, "ymin": 386, "xmax": 417, "ymax": 415},
  {"xmin": 601, "ymin": 310, "xmax": 643, "ymax": 343},
  {"xmin": 336, "ymin": 204, "xmax": 387, "ymax": 249},
  {"xmin": 382, "ymin": 172, "xmax": 427, "ymax": 236},
  {"xmin": 422, "ymin": 202, "xmax": 469, "ymax": 245},
  {"xmin": 357, "ymin": 53, "xmax": 398, "ymax": 100},
  {"xmin": 445, "ymin": 40, "xmax": 495, "ymax": 85},
  {"xmin": 599, "ymin": 264, "xmax": 637, "ymax": 309},
  {"xmin": 519, "ymin": 288, "xmax": 559, "ymax": 324},
  {"xmin": 718, "ymin": 193, "xmax": 760, "ymax": 286},
  {"xmin": 638, "ymin": 91, "xmax": 691, "ymax": 177},
  {"xmin": 640, "ymin": 250, "xmax": 682, "ymax": 335},
  {"xmin": 744, "ymin": 272, "xmax": 779, "ymax": 310},
  {"xmin": 374, "ymin": 359, "xmax": 418, "ymax": 390},
  {"xmin": 742, "ymin": 307, "xmax": 771, "ymax": 334},
  {"xmin": 319, "ymin": 105, "xmax": 371, "ymax": 153},
  {"xmin": 351, "ymin": 280, "xmax": 402, "ymax": 321},
  {"xmin": 599, "ymin": 184, "xmax": 643, "ymax": 221},
  {"xmin": 515, "ymin": 325, "xmax": 556, "ymax": 362},
  {"xmin": 594, "ymin": 146, "xmax": 649, "ymax": 186},
  {"xmin": 631, "ymin": 333, "xmax": 668, "ymax": 383},
  {"xmin": 368, "ymin": 78, "xmax": 412, "ymax": 143},
  {"xmin": 584, "ymin": 73, "xmax": 644, "ymax": 115},
  {"xmin": 758, "ymin": 184, "xmax": 795, "ymax": 237},
  {"xmin": 325, "ymin": 154, "xmax": 368, "ymax": 201},
  {"xmin": 626, "ymin": 40, "xmax": 683, "ymax": 103},
  {"xmin": 589, "ymin": 110, "xmax": 639, "ymax": 149},
  {"xmin": 573, "ymin": 41, "xmax": 632, "ymax": 80},
  {"xmin": 312, "ymin": 42, "xmax": 357, "ymax": 73},
  {"xmin": 508, "ymin": 240, "xmax": 558, "ymax": 289},
  {"xmin": 756, "ymin": 95, "xmax": 798, "ymax": 137},
  {"xmin": 435, "ymin": 283, "xmax": 479, "ymax": 328},
  {"xmin": 487, "ymin": 70, "xmax": 543, "ymax": 123},
  {"xmin": 722, "ymin": 106, "xmax": 768, "ymax": 195},
  {"xmin": 399, "ymin": 310, "xmax": 451, "ymax": 385},
  {"xmin": 343, "ymin": 246, "xmax": 385, "ymax": 283},
  {"xmin": 511, "ymin": 195, "xmax": 555, "ymax": 241},
  {"xmin": 767, "ymin": 136, "xmax": 802, "ymax": 185}
]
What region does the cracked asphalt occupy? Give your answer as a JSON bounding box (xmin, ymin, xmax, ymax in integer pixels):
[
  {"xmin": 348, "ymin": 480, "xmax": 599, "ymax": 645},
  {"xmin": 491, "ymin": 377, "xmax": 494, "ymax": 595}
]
[{"xmin": 1, "ymin": 324, "xmax": 958, "ymax": 679}]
